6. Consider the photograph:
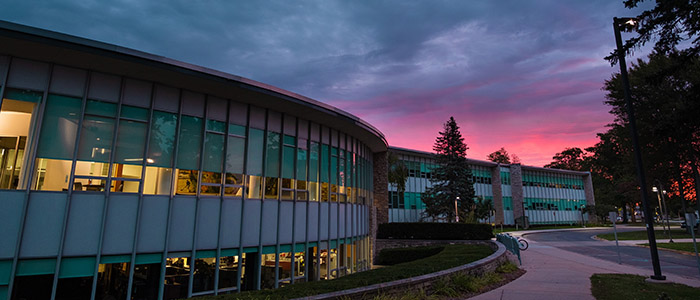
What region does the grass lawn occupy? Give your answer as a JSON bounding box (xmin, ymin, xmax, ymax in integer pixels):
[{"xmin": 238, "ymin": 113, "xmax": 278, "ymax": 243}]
[
  {"xmin": 200, "ymin": 244, "xmax": 494, "ymax": 299},
  {"xmin": 591, "ymin": 273, "xmax": 700, "ymax": 300},
  {"xmin": 597, "ymin": 229, "xmax": 696, "ymax": 241},
  {"xmin": 647, "ymin": 242, "xmax": 700, "ymax": 253}
]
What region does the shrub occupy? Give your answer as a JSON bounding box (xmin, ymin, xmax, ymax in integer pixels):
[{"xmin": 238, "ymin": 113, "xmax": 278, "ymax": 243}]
[
  {"xmin": 495, "ymin": 261, "xmax": 518, "ymax": 273},
  {"xmin": 377, "ymin": 222, "xmax": 494, "ymax": 240},
  {"xmin": 375, "ymin": 245, "xmax": 444, "ymax": 265}
]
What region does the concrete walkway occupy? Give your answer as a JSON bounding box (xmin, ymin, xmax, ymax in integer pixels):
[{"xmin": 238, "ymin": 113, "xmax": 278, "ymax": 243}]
[{"xmin": 471, "ymin": 228, "xmax": 700, "ymax": 300}]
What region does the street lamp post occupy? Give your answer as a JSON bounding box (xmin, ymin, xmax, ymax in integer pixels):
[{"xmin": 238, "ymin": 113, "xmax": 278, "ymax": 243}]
[
  {"xmin": 653, "ymin": 185, "xmax": 673, "ymax": 242},
  {"xmin": 455, "ymin": 196, "xmax": 460, "ymax": 223},
  {"xmin": 613, "ymin": 17, "xmax": 665, "ymax": 280}
]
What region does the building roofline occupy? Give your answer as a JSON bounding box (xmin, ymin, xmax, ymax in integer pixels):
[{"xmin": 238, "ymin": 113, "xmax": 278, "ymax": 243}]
[
  {"xmin": 0, "ymin": 20, "xmax": 387, "ymax": 151},
  {"xmin": 388, "ymin": 146, "xmax": 590, "ymax": 176}
]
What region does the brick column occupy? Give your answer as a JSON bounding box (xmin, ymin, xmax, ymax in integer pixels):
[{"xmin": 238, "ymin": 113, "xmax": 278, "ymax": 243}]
[
  {"xmin": 510, "ymin": 164, "xmax": 526, "ymax": 228},
  {"xmin": 372, "ymin": 151, "xmax": 388, "ymax": 263},
  {"xmin": 490, "ymin": 165, "xmax": 504, "ymax": 225}
]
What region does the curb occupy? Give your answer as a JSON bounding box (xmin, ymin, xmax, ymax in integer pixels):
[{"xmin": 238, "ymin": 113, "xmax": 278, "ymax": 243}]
[{"xmin": 293, "ymin": 241, "xmax": 508, "ymax": 300}]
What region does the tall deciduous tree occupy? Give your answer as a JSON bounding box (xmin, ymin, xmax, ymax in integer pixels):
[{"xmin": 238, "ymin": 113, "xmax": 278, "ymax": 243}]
[
  {"xmin": 487, "ymin": 147, "xmax": 511, "ymax": 164},
  {"xmin": 422, "ymin": 117, "xmax": 475, "ymax": 222},
  {"xmin": 544, "ymin": 147, "xmax": 588, "ymax": 171}
]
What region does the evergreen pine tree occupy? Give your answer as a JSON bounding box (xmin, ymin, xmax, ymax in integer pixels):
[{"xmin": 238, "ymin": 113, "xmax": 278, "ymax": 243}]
[{"xmin": 422, "ymin": 117, "xmax": 475, "ymax": 222}]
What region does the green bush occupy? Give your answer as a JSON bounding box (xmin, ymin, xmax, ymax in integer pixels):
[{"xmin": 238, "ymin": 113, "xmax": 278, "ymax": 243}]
[
  {"xmin": 377, "ymin": 223, "xmax": 494, "ymax": 240},
  {"xmin": 375, "ymin": 245, "xmax": 444, "ymax": 265}
]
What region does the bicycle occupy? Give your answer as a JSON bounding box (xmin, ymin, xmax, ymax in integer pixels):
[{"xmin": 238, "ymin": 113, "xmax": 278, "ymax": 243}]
[{"xmin": 505, "ymin": 233, "xmax": 529, "ymax": 250}]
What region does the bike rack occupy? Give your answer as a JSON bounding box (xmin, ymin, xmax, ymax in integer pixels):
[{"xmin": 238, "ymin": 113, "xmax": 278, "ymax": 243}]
[{"xmin": 496, "ymin": 233, "xmax": 521, "ymax": 265}]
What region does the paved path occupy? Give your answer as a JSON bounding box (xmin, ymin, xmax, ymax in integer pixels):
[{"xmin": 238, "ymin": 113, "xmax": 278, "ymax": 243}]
[{"xmin": 472, "ymin": 228, "xmax": 700, "ymax": 300}]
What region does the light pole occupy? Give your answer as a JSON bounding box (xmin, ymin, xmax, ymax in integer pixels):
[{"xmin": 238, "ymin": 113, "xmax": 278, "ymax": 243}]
[
  {"xmin": 613, "ymin": 17, "xmax": 665, "ymax": 280},
  {"xmin": 654, "ymin": 181, "xmax": 673, "ymax": 243},
  {"xmin": 652, "ymin": 186, "xmax": 667, "ymax": 233},
  {"xmin": 455, "ymin": 196, "xmax": 460, "ymax": 223}
]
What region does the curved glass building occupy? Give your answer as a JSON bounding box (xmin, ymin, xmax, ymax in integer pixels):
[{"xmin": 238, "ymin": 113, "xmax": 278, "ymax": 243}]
[{"xmin": 0, "ymin": 21, "xmax": 387, "ymax": 299}]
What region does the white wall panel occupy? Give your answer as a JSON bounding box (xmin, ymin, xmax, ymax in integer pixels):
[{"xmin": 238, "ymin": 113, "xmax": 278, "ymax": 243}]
[
  {"xmin": 219, "ymin": 198, "xmax": 242, "ymax": 248},
  {"xmin": 168, "ymin": 196, "xmax": 196, "ymax": 251},
  {"xmin": 241, "ymin": 199, "xmax": 261, "ymax": 247},
  {"xmin": 0, "ymin": 191, "xmax": 27, "ymax": 259},
  {"xmin": 196, "ymin": 197, "xmax": 221, "ymax": 250},
  {"xmin": 137, "ymin": 196, "xmax": 168, "ymax": 253},
  {"xmin": 278, "ymin": 201, "xmax": 294, "ymax": 244},
  {"xmin": 63, "ymin": 193, "xmax": 105, "ymax": 256},
  {"xmin": 102, "ymin": 194, "xmax": 139, "ymax": 255}
]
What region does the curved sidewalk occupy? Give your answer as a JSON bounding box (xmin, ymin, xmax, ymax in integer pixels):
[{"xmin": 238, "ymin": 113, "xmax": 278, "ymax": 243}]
[{"xmin": 472, "ymin": 228, "xmax": 700, "ymax": 300}]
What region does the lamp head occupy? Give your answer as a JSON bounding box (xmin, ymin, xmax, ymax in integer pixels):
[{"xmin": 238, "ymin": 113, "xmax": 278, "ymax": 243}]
[
  {"xmin": 615, "ymin": 17, "xmax": 639, "ymax": 32},
  {"xmin": 652, "ymin": 186, "xmax": 658, "ymax": 192}
]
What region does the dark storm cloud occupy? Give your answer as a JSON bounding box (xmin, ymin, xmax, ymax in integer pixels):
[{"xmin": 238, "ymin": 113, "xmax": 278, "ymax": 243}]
[{"xmin": 0, "ymin": 0, "xmax": 654, "ymax": 165}]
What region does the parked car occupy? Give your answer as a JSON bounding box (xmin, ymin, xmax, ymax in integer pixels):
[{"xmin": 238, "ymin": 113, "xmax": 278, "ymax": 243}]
[{"xmin": 681, "ymin": 219, "xmax": 699, "ymax": 230}]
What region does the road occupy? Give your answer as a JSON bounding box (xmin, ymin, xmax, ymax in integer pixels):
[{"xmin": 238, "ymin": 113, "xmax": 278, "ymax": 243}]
[{"xmin": 523, "ymin": 227, "xmax": 700, "ymax": 279}]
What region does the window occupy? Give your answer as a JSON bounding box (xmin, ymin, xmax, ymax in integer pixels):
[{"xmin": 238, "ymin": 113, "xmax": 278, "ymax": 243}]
[
  {"xmin": 32, "ymin": 94, "xmax": 79, "ymax": 191},
  {"xmin": 144, "ymin": 110, "xmax": 176, "ymax": 195}
]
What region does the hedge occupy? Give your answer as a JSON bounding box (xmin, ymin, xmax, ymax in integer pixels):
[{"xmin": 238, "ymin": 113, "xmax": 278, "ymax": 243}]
[
  {"xmin": 375, "ymin": 245, "xmax": 445, "ymax": 265},
  {"xmin": 377, "ymin": 222, "xmax": 494, "ymax": 240}
]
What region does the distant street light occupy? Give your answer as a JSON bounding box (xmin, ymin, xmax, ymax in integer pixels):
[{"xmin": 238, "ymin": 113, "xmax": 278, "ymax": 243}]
[
  {"xmin": 613, "ymin": 16, "xmax": 665, "ymax": 280},
  {"xmin": 455, "ymin": 196, "xmax": 460, "ymax": 223},
  {"xmin": 653, "ymin": 182, "xmax": 673, "ymax": 243}
]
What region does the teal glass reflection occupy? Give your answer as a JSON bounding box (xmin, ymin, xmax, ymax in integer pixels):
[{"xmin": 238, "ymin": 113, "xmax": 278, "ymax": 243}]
[
  {"xmin": 226, "ymin": 136, "xmax": 245, "ymax": 174},
  {"xmin": 121, "ymin": 105, "xmax": 148, "ymax": 121},
  {"xmin": 203, "ymin": 132, "xmax": 224, "ymax": 172},
  {"xmin": 115, "ymin": 120, "xmax": 147, "ymax": 165},
  {"xmin": 176, "ymin": 116, "xmax": 203, "ymax": 170},
  {"xmin": 320, "ymin": 144, "xmax": 329, "ymax": 183},
  {"xmin": 265, "ymin": 132, "xmax": 280, "ymax": 177},
  {"xmin": 228, "ymin": 124, "xmax": 246, "ymax": 137},
  {"xmin": 296, "ymin": 148, "xmax": 307, "ymax": 181},
  {"xmin": 207, "ymin": 120, "xmax": 226, "ymax": 133},
  {"xmin": 37, "ymin": 94, "xmax": 81, "ymax": 160},
  {"xmin": 85, "ymin": 100, "xmax": 117, "ymax": 117},
  {"xmin": 148, "ymin": 111, "xmax": 177, "ymax": 168},
  {"xmin": 282, "ymin": 145, "xmax": 294, "ymax": 179},
  {"xmin": 309, "ymin": 142, "xmax": 319, "ymax": 182},
  {"xmin": 246, "ymin": 128, "xmax": 264, "ymax": 176},
  {"xmin": 78, "ymin": 116, "xmax": 115, "ymax": 163}
]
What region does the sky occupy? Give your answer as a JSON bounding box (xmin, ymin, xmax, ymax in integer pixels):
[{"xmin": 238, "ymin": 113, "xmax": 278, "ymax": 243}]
[{"xmin": 0, "ymin": 0, "xmax": 655, "ymax": 166}]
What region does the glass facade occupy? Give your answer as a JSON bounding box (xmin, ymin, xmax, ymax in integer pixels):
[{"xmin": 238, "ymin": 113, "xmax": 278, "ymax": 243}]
[
  {"xmin": 0, "ymin": 51, "xmax": 375, "ymax": 300},
  {"xmin": 388, "ymin": 148, "xmax": 592, "ymax": 225}
]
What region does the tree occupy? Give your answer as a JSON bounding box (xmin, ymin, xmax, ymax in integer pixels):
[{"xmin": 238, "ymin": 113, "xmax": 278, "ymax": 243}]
[
  {"xmin": 544, "ymin": 147, "xmax": 588, "ymax": 171},
  {"xmin": 422, "ymin": 117, "xmax": 476, "ymax": 222},
  {"xmin": 387, "ymin": 152, "xmax": 408, "ymax": 195},
  {"xmin": 487, "ymin": 147, "xmax": 511, "ymax": 164},
  {"xmin": 609, "ymin": 0, "xmax": 700, "ymax": 64}
]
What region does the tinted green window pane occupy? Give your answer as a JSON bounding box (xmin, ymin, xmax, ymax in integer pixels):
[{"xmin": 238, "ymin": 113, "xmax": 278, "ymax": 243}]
[
  {"xmin": 265, "ymin": 132, "xmax": 280, "ymax": 177},
  {"xmin": 176, "ymin": 115, "xmax": 203, "ymax": 170},
  {"xmin": 77, "ymin": 116, "xmax": 114, "ymax": 163},
  {"xmin": 4, "ymin": 88, "xmax": 42, "ymax": 103},
  {"xmin": 226, "ymin": 136, "xmax": 245, "ymax": 174},
  {"xmin": 203, "ymin": 132, "xmax": 224, "ymax": 172},
  {"xmin": 247, "ymin": 129, "xmax": 264, "ymax": 176},
  {"xmin": 37, "ymin": 94, "xmax": 81, "ymax": 160},
  {"xmin": 85, "ymin": 100, "xmax": 117, "ymax": 117},
  {"xmin": 207, "ymin": 119, "xmax": 226, "ymax": 133},
  {"xmin": 346, "ymin": 155, "xmax": 352, "ymax": 187},
  {"xmin": 331, "ymin": 147, "xmax": 338, "ymax": 156},
  {"xmin": 296, "ymin": 148, "xmax": 307, "ymax": 180},
  {"xmin": 115, "ymin": 120, "xmax": 147, "ymax": 165},
  {"xmin": 59, "ymin": 257, "xmax": 96, "ymax": 278},
  {"xmin": 228, "ymin": 124, "xmax": 246, "ymax": 136},
  {"xmin": 330, "ymin": 155, "xmax": 337, "ymax": 185},
  {"xmin": 320, "ymin": 144, "xmax": 329, "ymax": 182},
  {"xmin": 309, "ymin": 142, "xmax": 319, "ymax": 181},
  {"xmin": 283, "ymin": 135, "xmax": 296, "ymax": 146},
  {"xmin": 121, "ymin": 105, "xmax": 148, "ymax": 121},
  {"xmin": 148, "ymin": 111, "xmax": 177, "ymax": 168},
  {"xmin": 282, "ymin": 146, "xmax": 294, "ymax": 179}
]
